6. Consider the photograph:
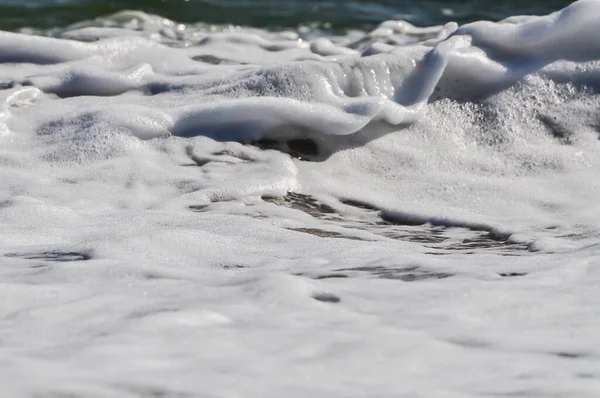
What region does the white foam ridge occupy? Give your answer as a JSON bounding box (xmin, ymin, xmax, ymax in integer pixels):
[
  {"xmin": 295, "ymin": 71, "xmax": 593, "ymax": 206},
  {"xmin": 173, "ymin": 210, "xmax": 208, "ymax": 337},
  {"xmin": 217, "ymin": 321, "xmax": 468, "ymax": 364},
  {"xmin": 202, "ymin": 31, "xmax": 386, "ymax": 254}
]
[{"xmin": 2, "ymin": 0, "xmax": 600, "ymax": 143}]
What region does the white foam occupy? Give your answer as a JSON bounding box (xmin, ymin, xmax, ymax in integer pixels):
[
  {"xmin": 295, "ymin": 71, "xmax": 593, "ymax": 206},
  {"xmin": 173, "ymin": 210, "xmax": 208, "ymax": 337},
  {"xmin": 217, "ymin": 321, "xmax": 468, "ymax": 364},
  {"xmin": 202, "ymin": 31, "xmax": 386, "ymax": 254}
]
[{"xmin": 2, "ymin": 1, "xmax": 600, "ymax": 396}]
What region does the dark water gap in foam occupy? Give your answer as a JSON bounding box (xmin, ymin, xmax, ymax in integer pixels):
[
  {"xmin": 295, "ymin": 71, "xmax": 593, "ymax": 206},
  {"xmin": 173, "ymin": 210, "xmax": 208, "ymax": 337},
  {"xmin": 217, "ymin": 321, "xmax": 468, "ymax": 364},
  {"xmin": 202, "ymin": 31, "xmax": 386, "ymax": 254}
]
[
  {"xmin": 5, "ymin": 250, "xmax": 92, "ymax": 262},
  {"xmin": 333, "ymin": 265, "xmax": 454, "ymax": 282},
  {"xmin": 258, "ymin": 192, "xmax": 530, "ymax": 255}
]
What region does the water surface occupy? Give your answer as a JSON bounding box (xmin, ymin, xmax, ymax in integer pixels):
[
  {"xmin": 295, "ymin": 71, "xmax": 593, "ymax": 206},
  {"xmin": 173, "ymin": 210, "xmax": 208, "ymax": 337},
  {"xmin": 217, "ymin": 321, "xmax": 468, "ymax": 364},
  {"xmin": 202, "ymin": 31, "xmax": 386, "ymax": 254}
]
[{"xmin": 0, "ymin": 0, "xmax": 574, "ymax": 31}]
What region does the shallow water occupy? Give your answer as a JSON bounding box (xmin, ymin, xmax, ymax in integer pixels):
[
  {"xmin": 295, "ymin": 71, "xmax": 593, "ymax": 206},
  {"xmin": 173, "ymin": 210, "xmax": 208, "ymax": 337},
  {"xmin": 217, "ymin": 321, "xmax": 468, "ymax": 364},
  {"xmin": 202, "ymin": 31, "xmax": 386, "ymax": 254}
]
[{"xmin": 2, "ymin": 1, "xmax": 600, "ymax": 397}]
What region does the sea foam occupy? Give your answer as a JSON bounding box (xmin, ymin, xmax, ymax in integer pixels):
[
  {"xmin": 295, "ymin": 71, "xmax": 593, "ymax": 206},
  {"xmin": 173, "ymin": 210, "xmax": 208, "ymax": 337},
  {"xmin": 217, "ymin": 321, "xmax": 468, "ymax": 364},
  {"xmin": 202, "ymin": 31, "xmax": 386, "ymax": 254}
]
[
  {"xmin": 1, "ymin": 1, "xmax": 600, "ymax": 397},
  {"xmin": 3, "ymin": 0, "xmax": 600, "ymax": 144}
]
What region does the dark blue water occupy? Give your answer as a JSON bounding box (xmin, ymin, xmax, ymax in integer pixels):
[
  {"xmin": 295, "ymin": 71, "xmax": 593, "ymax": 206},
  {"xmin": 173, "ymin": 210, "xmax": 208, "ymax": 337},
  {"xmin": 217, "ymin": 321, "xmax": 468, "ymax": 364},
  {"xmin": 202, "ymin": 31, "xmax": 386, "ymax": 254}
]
[{"xmin": 0, "ymin": 0, "xmax": 574, "ymax": 31}]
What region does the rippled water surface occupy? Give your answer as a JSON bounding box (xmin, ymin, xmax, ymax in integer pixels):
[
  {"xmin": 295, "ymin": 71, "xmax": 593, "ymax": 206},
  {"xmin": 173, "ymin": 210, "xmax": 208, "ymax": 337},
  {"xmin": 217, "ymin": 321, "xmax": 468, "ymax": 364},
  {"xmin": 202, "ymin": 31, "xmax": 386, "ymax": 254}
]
[{"xmin": 0, "ymin": 0, "xmax": 574, "ymax": 30}]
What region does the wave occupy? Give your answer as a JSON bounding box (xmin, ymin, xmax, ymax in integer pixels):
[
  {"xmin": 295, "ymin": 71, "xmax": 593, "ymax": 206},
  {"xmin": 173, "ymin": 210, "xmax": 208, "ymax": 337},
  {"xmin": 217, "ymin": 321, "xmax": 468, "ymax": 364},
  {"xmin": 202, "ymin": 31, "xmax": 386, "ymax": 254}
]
[
  {"xmin": 0, "ymin": 1, "xmax": 595, "ymax": 151},
  {"xmin": 1, "ymin": 0, "xmax": 600, "ymax": 233}
]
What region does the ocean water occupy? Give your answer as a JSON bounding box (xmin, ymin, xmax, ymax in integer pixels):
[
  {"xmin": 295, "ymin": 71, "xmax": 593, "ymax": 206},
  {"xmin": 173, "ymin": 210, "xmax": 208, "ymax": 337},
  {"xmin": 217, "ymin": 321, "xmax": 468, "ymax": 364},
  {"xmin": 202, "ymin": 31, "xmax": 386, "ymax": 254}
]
[
  {"xmin": 0, "ymin": 0, "xmax": 574, "ymax": 31},
  {"xmin": 2, "ymin": 0, "xmax": 600, "ymax": 397}
]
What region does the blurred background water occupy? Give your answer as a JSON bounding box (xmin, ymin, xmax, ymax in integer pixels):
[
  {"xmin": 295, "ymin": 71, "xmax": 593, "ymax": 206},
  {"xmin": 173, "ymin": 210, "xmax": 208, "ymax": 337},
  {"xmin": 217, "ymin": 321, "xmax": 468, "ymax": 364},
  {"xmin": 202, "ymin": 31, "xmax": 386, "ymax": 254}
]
[{"xmin": 0, "ymin": 0, "xmax": 574, "ymax": 31}]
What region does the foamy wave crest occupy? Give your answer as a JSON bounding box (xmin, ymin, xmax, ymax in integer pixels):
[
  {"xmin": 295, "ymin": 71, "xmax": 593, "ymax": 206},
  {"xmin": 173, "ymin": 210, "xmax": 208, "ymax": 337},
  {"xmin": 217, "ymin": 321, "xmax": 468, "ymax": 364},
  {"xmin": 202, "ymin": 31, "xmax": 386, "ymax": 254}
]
[{"xmin": 1, "ymin": 0, "xmax": 599, "ymax": 150}]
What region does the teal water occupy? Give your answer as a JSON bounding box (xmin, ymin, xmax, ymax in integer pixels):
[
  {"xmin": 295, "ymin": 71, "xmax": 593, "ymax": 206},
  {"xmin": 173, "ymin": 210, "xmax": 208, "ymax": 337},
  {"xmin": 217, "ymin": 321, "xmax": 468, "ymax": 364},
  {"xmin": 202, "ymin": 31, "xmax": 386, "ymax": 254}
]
[{"xmin": 0, "ymin": 0, "xmax": 574, "ymax": 31}]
